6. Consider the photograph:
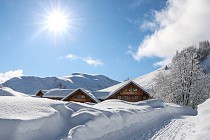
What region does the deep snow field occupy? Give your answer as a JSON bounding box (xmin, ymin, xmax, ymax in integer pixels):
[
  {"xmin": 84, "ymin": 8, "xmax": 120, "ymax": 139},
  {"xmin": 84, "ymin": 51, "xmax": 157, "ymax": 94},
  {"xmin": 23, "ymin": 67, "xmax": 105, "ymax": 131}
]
[{"xmin": 0, "ymin": 97, "xmax": 209, "ymax": 140}]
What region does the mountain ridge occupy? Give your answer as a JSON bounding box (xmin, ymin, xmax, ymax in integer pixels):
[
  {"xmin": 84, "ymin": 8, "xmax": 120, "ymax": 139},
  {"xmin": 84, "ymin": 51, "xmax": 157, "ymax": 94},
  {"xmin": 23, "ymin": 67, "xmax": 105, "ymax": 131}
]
[{"xmin": 2, "ymin": 73, "xmax": 120, "ymax": 95}]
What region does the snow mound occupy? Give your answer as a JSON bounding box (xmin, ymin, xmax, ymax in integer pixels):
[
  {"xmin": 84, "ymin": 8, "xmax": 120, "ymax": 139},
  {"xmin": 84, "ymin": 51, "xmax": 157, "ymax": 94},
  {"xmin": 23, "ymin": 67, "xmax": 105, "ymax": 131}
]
[
  {"xmin": 66, "ymin": 99, "xmax": 196, "ymax": 140},
  {"xmin": 0, "ymin": 87, "xmax": 29, "ymax": 97},
  {"xmin": 0, "ymin": 97, "xmax": 71, "ymax": 140},
  {"xmin": 0, "ymin": 97, "xmax": 196, "ymax": 140},
  {"xmin": 193, "ymin": 98, "xmax": 210, "ymax": 140}
]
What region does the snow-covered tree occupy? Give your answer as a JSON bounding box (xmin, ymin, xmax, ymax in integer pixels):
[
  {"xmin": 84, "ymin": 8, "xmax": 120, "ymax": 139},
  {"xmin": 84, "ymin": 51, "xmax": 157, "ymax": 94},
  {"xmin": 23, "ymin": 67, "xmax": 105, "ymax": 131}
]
[
  {"xmin": 154, "ymin": 46, "xmax": 210, "ymax": 109},
  {"xmin": 153, "ymin": 70, "xmax": 173, "ymax": 103}
]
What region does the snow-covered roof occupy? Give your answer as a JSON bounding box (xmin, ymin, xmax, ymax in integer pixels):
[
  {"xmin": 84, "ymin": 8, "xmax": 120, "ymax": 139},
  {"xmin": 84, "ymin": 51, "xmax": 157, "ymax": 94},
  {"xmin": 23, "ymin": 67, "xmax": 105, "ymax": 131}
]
[
  {"xmin": 99, "ymin": 80, "xmax": 150, "ymax": 99},
  {"xmin": 91, "ymin": 91, "xmax": 110, "ymax": 100},
  {"xmin": 41, "ymin": 80, "xmax": 150, "ymax": 101},
  {"xmin": 62, "ymin": 88, "xmax": 100, "ymax": 103},
  {"xmin": 43, "ymin": 89, "xmax": 75, "ymax": 98}
]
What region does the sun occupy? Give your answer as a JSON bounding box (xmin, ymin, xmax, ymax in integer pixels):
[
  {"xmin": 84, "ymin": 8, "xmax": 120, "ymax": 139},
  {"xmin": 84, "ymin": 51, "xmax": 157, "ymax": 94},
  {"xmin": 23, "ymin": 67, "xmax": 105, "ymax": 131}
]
[
  {"xmin": 34, "ymin": 1, "xmax": 79, "ymax": 43},
  {"xmin": 45, "ymin": 10, "xmax": 69, "ymax": 34}
]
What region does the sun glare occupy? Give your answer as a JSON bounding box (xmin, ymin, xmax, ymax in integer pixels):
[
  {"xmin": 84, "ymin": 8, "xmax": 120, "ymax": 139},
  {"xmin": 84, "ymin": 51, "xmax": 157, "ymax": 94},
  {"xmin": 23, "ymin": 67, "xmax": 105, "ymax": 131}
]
[
  {"xmin": 46, "ymin": 10, "xmax": 69, "ymax": 34},
  {"xmin": 34, "ymin": 1, "xmax": 79, "ymax": 43}
]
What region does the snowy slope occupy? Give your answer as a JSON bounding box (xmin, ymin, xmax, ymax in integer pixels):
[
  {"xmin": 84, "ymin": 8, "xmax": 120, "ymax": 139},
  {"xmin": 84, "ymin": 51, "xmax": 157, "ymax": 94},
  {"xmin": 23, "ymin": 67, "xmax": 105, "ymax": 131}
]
[
  {"xmin": 192, "ymin": 98, "xmax": 210, "ymax": 140},
  {"xmin": 134, "ymin": 50, "xmax": 210, "ymax": 91},
  {"xmin": 133, "ymin": 68, "xmax": 169, "ymax": 93},
  {"xmin": 2, "ymin": 73, "xmax": 119, "ymax": 95},
  {"xmin": 134, "ymin": 69, "xmax": 160, "ymax": 89},
  {"xmin": 0, "ymin": 97, "xmax": 196, "ymax": 140},
  {"xmin": 0, "ymin": 87, "xmax": 29, "ymax": 97}
]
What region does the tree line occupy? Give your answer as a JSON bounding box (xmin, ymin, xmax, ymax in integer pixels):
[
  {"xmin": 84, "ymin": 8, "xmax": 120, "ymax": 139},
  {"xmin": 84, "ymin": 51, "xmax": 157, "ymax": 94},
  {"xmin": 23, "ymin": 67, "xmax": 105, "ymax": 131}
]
[{"xmin": 153, "ymin": 41, "xmax": 210, "ymax": 109}]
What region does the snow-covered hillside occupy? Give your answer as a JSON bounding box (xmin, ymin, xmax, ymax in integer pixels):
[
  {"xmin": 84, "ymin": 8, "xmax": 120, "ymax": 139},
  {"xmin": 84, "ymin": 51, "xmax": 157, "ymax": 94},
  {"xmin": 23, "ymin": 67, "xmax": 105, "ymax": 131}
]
[
  {"xmin": 0, "ymin": 87, "xmax": 29, "ymax": 97},
  {"xmin": 133, "ymin": 68, "xmax": 169, "ymax": 94},
  {"xmin": 0, "ymin": 97, "xmax": 197, "ymax": 140},
  {"xmin": 134, "ymin": 69, "xmax": 161, "ymax": 90},
  {"xmin": 2, "ymin": 73, "xmax": 119, "ymax": 95}
]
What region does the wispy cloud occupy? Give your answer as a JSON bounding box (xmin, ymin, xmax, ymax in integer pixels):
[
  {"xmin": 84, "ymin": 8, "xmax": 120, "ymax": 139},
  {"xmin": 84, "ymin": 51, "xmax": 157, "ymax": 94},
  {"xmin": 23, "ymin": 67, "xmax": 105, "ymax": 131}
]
[
  {"xmin": 140, "ymin": 20, "xmax": 158, "ymax": 32},
  {"xmin": 83, "ymin": 57, "xmax": 103, "ymax": 66},
  {"xmin": 0, "ymin": 69, "xmax": 24, "ymax": 84},
  {"xmin": 66, "ymin": 54, "xmax": 103, "ymax": 66},
  {"xmin": 129, "ymin": 0, "xmax": 143, "ymax": 9},
  {"xmin": 131, "ymin": 0, "xmax": 210, "ymax": 66},
  {"xmin": 66, "ymin": 54, "xmax": 79, "ymax": 60},
  {"xmin": 127, "ymin": 45, "xmax": 134, "ymax": 55}
]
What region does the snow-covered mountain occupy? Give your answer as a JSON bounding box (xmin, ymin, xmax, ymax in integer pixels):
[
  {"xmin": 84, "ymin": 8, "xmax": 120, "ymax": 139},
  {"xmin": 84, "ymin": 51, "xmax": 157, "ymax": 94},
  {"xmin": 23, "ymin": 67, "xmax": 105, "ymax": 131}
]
[{"xmin": 2, "ymin": 73, "xmax": 119, "ymax": 95}]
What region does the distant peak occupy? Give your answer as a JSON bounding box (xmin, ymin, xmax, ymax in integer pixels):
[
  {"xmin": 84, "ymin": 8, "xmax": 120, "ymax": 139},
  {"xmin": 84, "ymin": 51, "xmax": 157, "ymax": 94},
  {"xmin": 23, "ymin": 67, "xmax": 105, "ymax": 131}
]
[
  {"xmin": 71, "ymin": 73, "xmax": 82, "ymax": 75},
  {"xmin": 70, "ymin": 73, "xmax": 100, "ymax": 77}
]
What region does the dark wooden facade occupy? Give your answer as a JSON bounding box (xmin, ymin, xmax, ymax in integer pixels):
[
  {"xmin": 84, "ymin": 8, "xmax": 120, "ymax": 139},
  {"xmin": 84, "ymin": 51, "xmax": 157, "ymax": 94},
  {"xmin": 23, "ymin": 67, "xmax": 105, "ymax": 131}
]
[
  {"xmin": 62, "ymin": 89, "xmax": 97, "ymax": 103},
  {"xmin": 35, "ymin": 81, "xmax": 150, "ymax": 103},
  {"xmin": 46, "ymin": 97, "xmax": 63, "ymax": 100},
  {"xmin": 107, "ymin": 82, "xmax": 150, "ymax": 102},
  {"xmin": 35, "ymin": 90, "xmax": 44, "ymax": 97}
]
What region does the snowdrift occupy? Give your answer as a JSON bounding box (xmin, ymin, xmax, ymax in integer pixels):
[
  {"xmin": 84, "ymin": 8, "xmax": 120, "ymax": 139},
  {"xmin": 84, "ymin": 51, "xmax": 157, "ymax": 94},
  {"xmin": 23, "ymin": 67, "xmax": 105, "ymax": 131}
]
[
  {"xmin": 0, "ymin": 87, "xmax": 29, "ymax": 97},
  {"xmin": 0, "ymin": 97, "xmax": 196, "ymax": 140},
  {"xmin": 193, "ymin": 98, "xmax": 210, "ymax": 140},
  {"xmin": 0, "ymin": 97, "xmax": 71, "ymax": 140},
  {"xmin": 67, "ymin": 100, "xmax": 196, "ymax": 140}
]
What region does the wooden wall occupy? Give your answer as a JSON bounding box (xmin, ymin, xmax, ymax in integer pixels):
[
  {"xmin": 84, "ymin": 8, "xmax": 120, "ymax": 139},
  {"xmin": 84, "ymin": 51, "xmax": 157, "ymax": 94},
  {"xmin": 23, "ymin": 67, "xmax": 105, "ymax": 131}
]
[
  {"xmin": 108, "ymin": 83, "xmax": 150, "ymax": 102},
  {"xmin": 35, "ymin": 90, "xmax": 44, "ymax": 97},
  {"xmin": 46, "ymin": 97, "xmax": 63, "ymax": 100},
  {"xmin": 63, "ymin": 90, "xmax": 96, "ymax": 103}
]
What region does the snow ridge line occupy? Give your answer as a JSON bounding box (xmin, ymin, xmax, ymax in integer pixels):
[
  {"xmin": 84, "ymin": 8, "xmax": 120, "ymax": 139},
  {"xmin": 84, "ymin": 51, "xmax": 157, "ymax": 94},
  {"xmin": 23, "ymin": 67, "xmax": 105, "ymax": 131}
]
[{"xmin": 66, "ymin": 102, "xmax": 196, "ymax": 140}]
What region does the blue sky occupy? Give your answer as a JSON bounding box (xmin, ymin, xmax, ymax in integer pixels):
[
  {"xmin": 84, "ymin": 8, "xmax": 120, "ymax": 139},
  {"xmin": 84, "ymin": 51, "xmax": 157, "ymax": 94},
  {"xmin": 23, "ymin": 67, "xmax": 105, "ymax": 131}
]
[{"xmin": 1, "ymin": 0, "xmax": 210, "ymax": 82}]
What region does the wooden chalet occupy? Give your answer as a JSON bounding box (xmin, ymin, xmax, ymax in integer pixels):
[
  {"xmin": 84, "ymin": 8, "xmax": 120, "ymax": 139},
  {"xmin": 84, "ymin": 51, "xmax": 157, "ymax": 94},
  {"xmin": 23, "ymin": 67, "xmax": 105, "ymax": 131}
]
[
  {"xmin": 34, "ymin": 80, "xmax": 151, "ymax": 103},
  {"xmin": 35, "ymin": 90, "xmax": 44, "ymax": 97},
  {"xmin": 62, "ymin": 88, "xmax": 99, "ymax": 103},
  {"xmin": 93, "ymin": 80, "xmax": 151, "ymax": 102},
  {"xmin": 35, "ymin": 88, "xmax": 99, "ymax": 103}
]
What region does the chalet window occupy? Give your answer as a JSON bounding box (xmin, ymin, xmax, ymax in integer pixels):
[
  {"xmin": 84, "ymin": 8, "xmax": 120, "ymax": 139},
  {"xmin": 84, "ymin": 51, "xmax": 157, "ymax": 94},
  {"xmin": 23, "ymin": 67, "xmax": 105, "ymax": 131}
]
[
  {"xmin": 75, "ymin": 95, "xmax": 80, "ymax": 99},
  {"xmin": 126, "ymin": 89, "xmax": 131, "ymax": 92},
  {"xmin": 132, "ymin": 88, "xmax": 138, "ymax": 92},
  {"xmin": 134, "ymin": 96, "xmax": 138, "ymax": 100},
  {"xmin": 118, "ymin": 96, "xmax": 121, "ymax": 99},
  {"xmin": 124, "ymin": 96, "xmax": 128, "ymax": 100},
  {"xmin": 81, "ymin": 95, "xmax": 85, "ymax": 99}
]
